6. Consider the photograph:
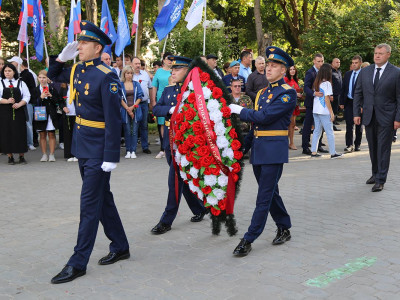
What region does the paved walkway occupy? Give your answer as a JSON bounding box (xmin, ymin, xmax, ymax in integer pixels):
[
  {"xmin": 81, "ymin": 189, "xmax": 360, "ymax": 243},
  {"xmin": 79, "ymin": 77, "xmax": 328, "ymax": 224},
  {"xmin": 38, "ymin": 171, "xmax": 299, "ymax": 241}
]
[{"xmin": 1, "ymin": 124, "xmax": 400, "ymax": 299}]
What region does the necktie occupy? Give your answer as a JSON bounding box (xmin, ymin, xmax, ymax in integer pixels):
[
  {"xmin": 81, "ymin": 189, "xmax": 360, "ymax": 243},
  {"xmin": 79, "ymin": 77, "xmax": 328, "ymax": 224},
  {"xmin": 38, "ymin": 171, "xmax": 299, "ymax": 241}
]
[
  {"xmin": 374, "ymin": 68, "xmax": 381, "ymax": 90},
  {"xmin": 351, "ymin": 71, "xmax": 357, "ymax": 98}
]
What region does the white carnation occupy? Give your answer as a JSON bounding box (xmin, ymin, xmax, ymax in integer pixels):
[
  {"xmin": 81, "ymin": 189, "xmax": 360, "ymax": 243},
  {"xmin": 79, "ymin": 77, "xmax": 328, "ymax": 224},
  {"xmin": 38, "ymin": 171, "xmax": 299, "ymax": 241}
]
[
  {"xmin": 180, "ymin": 171, "xmax": 187, "ymax": 180},
  {"xmin": 175, "ymin": 151, "xmax": 182, "ymax": 164},
  {"xmin": 206, "ymin": 195, "xmax": 218, "ymax": 206},
  {"xmin": 189, "ymin": 167, "xmax": 199, "ymax": 179},
  {"xmin": 209, "ymin": 110, "xmax": 223, "ymax": 123},
  {"xmin": 189, "ymin": 180, "xmax": 200, "ymax": 193},
  {"xmin": 207, "ymin": 99, "xmax": 220, "ymax": 112},
  {"xmin": 188, "ymin": 82, "xmax": 194, "ymax": 91},
  {"xmin": 181, "ymin": 155, "xmax": 189, "ymax": 167},
  {"xmin": 202, "ymin": 87, "xmax": 212, "ymax": 100},
  {"xmin": 222, "ymin": 147, "xmax": 234, "ymax": 160},
  {"xmin": 204, "ymin": 174, "xmax": 217, "ymax": 187},
  {"xmin": 213, "ymin": 188, "xmax": 226, "ymax": 200},
  {"xmin": 214, "ymin": 121, "xmax": 226, "ymax": 136},
  {"xmin": 182, "ymin": 90, "xmax": 190, "ymax": 100},
  {"xmin": 197, "ymin": 190, "xmax": 204, "ymax": 200},
  {"xmin": 218, "ymin": 174, "xmax": 229, "ymax": 187},
  {"xmin": 216, "ymin": 135, "xmax": 229, "ymax": 149}
]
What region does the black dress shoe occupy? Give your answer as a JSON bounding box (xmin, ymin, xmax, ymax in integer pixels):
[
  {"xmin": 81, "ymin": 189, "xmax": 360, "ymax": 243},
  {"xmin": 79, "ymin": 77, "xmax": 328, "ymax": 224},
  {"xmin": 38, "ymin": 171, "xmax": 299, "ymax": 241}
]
[
  {"xmin": 8, "ymin": 156, "xmax": 15, "ymax": 165},
  {"xmin": 366, "ymin": 176, "xmax": 375, "ymax": 184},
  {"xmin": 151, "ymin": 222, "xmax": 171, "ymax": 234},
  {"xmin": 302, "ymin": 148, "xmax": 312, "ymax": 155},
  {"xmin": 333, "ymin": 120, "xmax": 340, "ymax": 125},
  {"xmin": 98, "ymin": 250, "xmax": 130, "ymax": 265},
  {"xmin": 320, "ymin": 142, "xmax": 326, "ymax": 146},
  {"xmin": 18, "ymin": 156, "xmax": 27, "ymax": 164},
  {"xmin": 371, "ymin": 183, "xmax": 384, "ymax": 192},
  {"xmin": 190, "ymin": 210, "xmax": 206, "ymax": 222},
  {"xmin": 333, "ymin": 125, "xmax": 341, "ymax": 131},
  {"xmin": 354, "ymin": 146, "xmax": 361, "ymax": 151},
  {"xmin": 143, "ymin": 149, "xmax": 152, "ymax": 154},
  {"xmin": 318, "ymin": 147, "xmax": 329, "ymax": 153},
  {"xmin": 51, "ymin": 265, "xmax": 86, "ymax": 284},
  {"xmin": 233, "ymin": 239, "xmax": 252, "ymax": 256},
  {"xmin": 272, "ymin": 228, "xmax": 291, "ymax": 245}
]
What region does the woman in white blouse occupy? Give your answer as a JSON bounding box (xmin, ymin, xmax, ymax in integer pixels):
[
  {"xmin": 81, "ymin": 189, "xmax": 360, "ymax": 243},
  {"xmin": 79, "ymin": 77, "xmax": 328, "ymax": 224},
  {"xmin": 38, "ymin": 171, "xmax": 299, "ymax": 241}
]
[{"xmin": 0, "ymin": 63, "xmax": 31, "ymax": 164}]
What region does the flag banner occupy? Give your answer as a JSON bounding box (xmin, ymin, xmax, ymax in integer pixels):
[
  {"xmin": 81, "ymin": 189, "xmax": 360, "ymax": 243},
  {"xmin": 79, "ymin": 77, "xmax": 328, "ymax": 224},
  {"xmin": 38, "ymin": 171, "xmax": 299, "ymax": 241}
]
[
  {"xmin": 67, "ymin": 0, "xmax": 76, "ymax": 43},
  {"xmin": 27, "ymin": 0, "xmax": 34, "ymax": 24},
  {"xmin": 100, "ymin": 0, "xmax": 117, "ymax": 55},
  {"xmin": 74, "ymin": 0, "xmax": 82, "ymax": 34},
  {"xmin": 131, "ymin": 0, "xmax": 139, "ymax": 36},
  {"xmin": 32, "ymin": 0, "xmax": 44, "ymax": 60},
  {"xmin": 153, "ymin": 0, "xmax": 184, "ymax": 41},
  {"xmin": 185, "ymin": 0, "xmax": 204, "ymax": 31},
  {"xmin": 115, "ymin": 0, "xmax": 131, "ymax": 56},
  {"xmin": 17, "ymin": 0, "xmax": 29, "ymax": 52}
]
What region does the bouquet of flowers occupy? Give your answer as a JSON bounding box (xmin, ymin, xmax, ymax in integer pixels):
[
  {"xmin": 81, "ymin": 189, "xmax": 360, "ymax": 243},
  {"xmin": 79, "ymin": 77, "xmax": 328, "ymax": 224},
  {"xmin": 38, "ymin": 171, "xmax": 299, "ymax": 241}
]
[{"xmin": 169, "ymin": 58, "xmax": 244, "ymax": 235}]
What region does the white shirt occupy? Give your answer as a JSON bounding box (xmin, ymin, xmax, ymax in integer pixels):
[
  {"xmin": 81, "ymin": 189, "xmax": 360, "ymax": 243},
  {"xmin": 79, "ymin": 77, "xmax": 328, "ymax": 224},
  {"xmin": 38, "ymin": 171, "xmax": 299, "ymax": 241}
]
[
  {"xmin": 29, "ymin": 69, "xmax": 38, "ymax": 86},
  {"xmin": 133, "ymin": 70, "xmax": 152, "ymax": 102},
  {"xmin": 373, "ymin": 61, "xmax": 388, "ymax": 84},
  {"xmin": 313, "ymin": 81, "xmax": 332, "ymax": 115},
  {"xmin": 0, "ymin": 78, "xmax": 31, "ymax": 103},
  {"xmin": 239, "ymin": 63, "xmax": 252, "ymax": 81}
]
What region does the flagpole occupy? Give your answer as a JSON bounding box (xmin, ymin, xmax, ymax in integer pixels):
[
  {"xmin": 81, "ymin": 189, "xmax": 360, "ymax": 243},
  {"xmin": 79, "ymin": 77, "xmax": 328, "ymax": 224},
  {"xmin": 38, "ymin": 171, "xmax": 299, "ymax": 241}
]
[
  {"xmin": 43, "ymin": 34, "xmax": 49, "ymax": 62},
  {"xmin": 26, "ymin": 41, "xmax": 30, "ymax": 69},
  {"xmin": 162, "ymin": 34, "xmax": 168, "ymax": 55},
  {"xmin": 123, "ymin": 49, "xmax": 125, "ymax": 68},
  {"xmin": 134, "ymin": 0, "xmax": 139, "ymax": 57},
  {"xmin": 18, "ymin": 43, "xmax": 21, "ymax": 73},
  {"xmin": 74, "ymin": 34, "xmax": 77, "ymax": 64},
  {"xmin": 202, "ymin": 0, "xmax": 207, "ymax": 55}
]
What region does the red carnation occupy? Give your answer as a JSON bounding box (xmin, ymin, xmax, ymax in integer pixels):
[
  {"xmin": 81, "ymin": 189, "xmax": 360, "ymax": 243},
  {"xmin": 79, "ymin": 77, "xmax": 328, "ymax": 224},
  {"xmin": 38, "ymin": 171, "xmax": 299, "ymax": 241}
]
[
  {"xmin": 231, "ymin": 162, "xmax": 241, "ymax": 173},
  {"xmin": 202, "ymin": 186, "xmax": 212, "ymax": 194},
  {"xmin": 211, "ymin": 207, "xmax": 221, "ymax": 216},
  {"xmin": 197, "ymin": 145, "xmax": 210, "ymax": 157},
  {"xmin": 200, "ymin": 72, "xmax": 210, "ymax": 82},
  {"xmin": 194, "ymin": 135, "xmax": 206, "ymax": 146},
  {"xmin": 226, "ymin": 119, "xmax": 232, "ymax": 127},
  {"xmin": 201, "ymin": 155, "xmax": 215, "ymax": 167},
  {"xmin": 232, "ymin": 173, "xmax": 239, "ymax": 182},
  {"xmin": 218, "ymin": 199, "xmax": 226, "ymax": 210},
  {"xmin": 220, "ymin": 98, "xmax": 227, "ymax": 107},
  {"xmin": 203, "ymin": 167, "xmax": 212, "ymax": 175},
  {"xmin": 186, "ymin": 135, "xmax": 195, "ymax": 148},
  {"xmin": 188, "ymin": 93, "xmax": 196, "ymax": 104},
  {"xmin": 193, "ymin": 160, "xmax": 201, "ymax": 169},
  {"xmin": 221, "ymin": 106, "xmax": 231, "ymax": 118},
  {"xmin": 175, "ymin": 130, "xmax": 184, "ymax": 141},
  {"xmin": 198, "ymin": 68, "xmax": 203, "ymax": 74},
  {"xmin": 185, "ymin": 107, "xmax": 196, "ymax": 121},
  {"xmin": 234, "ymin": 150, "xmax": 243, "ymax": 160},
  {"xmin": 176, "ymin": 113, "xmax": 184, "ymax": 124},
  {"xmin": 212, "ymin": 87, "xmax": 223, "ymax": 99},
  {"xmin": 178, "ymin": 143, "xmax": 190, "ymax": 155},
  {"xmin": 180, "ymin": 121, "xmax": 191, "ymax": 133},
  {"xmin": 193, "ymin": 178, "xmax": 200, "ymax": 187},
  {"xmin": 229, "ymin": 128, "xmax": 238, "ymax": 139},
  {"xmin": 192, "ymin": 121, "xmax": 203, "ymax": 135},
  {"xmin": 207, "ymin": 80, "xmax": 215, "ymax": 89},
  {"xmin": 187, "ymin": 174, "xmax": 192, "ymax": 180},
  {"xmin": 210, "ymin": 166, "xmax": 221, "ymax": 175},
  {"xmin": 231, "ymin": 139, "xmax": 242, "ymax": 151}
]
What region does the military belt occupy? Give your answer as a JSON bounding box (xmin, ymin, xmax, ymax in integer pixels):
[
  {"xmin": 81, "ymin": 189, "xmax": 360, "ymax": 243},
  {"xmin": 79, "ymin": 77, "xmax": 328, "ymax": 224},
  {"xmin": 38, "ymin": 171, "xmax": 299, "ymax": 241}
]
[
  {"xmin": 254, "ymin": 130, "xmax": 288, "ymax": 137},
  {"xmin": 75, "ymin": 117, "xmax": 105, "ymax": 129}
]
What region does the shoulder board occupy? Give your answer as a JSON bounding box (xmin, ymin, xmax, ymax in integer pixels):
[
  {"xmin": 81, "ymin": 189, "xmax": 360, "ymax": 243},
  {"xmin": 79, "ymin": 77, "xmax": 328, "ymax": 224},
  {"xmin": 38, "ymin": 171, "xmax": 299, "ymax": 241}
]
[
  {"xmin": 281, "ymin": 84, "xmax": 293, "ymax": 90},
  {"xmin": 97, "ymin": 64, "xmax": 111, "ymax": 74}
]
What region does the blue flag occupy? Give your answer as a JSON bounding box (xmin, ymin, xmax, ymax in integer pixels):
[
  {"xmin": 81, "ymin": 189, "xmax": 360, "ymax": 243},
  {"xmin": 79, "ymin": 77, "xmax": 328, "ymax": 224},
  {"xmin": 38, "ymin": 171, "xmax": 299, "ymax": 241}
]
[
  {"xmin": 32, "ymin": 0, "xmax": 44, "ymax": 61},
  {"xmin": 153, "ymin": 0, "xmax": 184, "ymax": 41},
  {"xmin": 115, "ymin": 0, "xmax": 131, "ymax": 57},
  {"xmin": 100, "ymin": 0, "xmax": 117, "ymax": 55}
]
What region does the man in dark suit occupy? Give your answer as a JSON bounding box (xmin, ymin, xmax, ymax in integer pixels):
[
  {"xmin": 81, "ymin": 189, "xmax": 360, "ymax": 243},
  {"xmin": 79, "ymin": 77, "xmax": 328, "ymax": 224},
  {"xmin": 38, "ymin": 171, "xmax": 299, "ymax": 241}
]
[
  {"xmin": 302, "ymin": 53, "xmax": 328, "ymax": 155},
  {"xmin": 331, "ymin": 58, "xmax": 342, "ymax": 131},
  {"xmin": 340, "ymin": 55, "xmax": 363, "ymax": 152},
  {"xmin": 354, "ymin": 44, "xmax": 400, "ymax": 192}
]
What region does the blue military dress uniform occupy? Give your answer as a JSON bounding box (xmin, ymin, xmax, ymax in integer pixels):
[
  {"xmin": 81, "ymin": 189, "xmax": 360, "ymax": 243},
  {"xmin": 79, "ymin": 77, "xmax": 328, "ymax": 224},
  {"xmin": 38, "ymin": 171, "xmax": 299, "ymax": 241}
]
[
  {"xmin": 153, "ymin": 83, "xmax": 205, "ymax": 225},
  {"xmin": 48, "ymin": 21, "xmax": 129, "ymax": 272},
  {"xmin": 237, "ymin": 47, "xmax": 297, "ymax": 244},
  {"xmin": 222, "ymin": 73, "xmax": 246, "ymax": 93}
]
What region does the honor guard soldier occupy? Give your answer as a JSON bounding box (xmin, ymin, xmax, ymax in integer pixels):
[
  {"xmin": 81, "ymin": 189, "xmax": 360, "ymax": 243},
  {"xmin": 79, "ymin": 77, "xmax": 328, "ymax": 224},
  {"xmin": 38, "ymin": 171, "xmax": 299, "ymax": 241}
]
[
  {"xmin": 151, "ymin": 56, "xmax": 206, "ymax": 234},
  {"xmin": 48, "ymin": 21, "xmax": 130, "ymax": 283},
  {"xmin": 229, "ymin": 46, "xmax": 297, "ymax": 256}
]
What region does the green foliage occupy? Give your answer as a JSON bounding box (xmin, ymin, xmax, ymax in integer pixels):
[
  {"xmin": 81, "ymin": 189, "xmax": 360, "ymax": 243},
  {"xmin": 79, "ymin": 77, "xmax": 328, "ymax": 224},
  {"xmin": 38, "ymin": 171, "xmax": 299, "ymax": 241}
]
[{"xmin": 300, "ymin": 3, "xmax": 400, "ymax": 74}]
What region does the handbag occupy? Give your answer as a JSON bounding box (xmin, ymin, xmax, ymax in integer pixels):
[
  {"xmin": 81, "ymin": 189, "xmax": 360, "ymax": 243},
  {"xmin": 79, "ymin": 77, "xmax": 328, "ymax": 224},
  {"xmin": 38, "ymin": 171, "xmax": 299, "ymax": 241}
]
[{"xmin": 34, "ymin": 96, "xmax": 47, "ymax": 121}]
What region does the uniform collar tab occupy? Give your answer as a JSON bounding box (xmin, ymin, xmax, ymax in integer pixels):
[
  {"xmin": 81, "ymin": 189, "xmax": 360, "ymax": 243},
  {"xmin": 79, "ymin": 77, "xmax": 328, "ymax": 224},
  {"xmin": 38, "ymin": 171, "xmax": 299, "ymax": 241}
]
[
  {"xmin": 268, "ymin": 78, "xmax": 285, "ymax": 89},
  {"xmin": 84, "ymin": 57, "xmax": 101, "ymax": 68}
]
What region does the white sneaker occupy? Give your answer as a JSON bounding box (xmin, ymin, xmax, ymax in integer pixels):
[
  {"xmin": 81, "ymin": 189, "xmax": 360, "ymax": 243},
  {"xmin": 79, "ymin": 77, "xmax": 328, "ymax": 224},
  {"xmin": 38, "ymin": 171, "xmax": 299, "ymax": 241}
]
[
  {"xmin": 49, "ymin": 154, "xmax": 56, "ymax": 162},
  {"xmin": 59, "ymin": 143, "xmax": 64, "ymax": 150},
  {"xmin": 67, "ymin": 157, "xmax": 74, "ymax": 162},
  {"xmin": 125, "ymin": 152, "xmax": 131, "ymax": 159},
  {"xmin": 29, "ymin": 145, "xmax": 36, "ymax": 150},
  {"xmin": 130, "ymin": 152, "xmax": 137, "ymax": 159},
  {"xmin": 155, "ymin": 151, "xmax": 165, "ymax": 159},
  {"xmin": 73, "ymin": 157, "xmax": 78, "ymax": 162},
  {"xmin": 40, "ymin": 154, "xmax": 48, "ymax": 162}
]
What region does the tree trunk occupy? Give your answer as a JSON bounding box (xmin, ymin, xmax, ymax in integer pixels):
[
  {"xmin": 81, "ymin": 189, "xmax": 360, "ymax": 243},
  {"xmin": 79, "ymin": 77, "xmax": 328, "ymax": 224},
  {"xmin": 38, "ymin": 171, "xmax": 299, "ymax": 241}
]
[
  {"xmin": 254, "ymin": 0, "xmax": 264, "ymax": 56},
  {"xmin": 85, "ymin": 0, "xmax": 98, "ymax": 25},
  {"xmin": 48, "ymin": 0, "xmax": 67, "ymax": 37}
]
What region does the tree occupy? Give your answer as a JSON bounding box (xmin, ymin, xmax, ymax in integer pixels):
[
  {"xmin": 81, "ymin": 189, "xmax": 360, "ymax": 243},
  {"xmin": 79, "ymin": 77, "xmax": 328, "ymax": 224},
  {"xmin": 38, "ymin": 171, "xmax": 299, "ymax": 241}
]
[
  {"xmin": 48, "ymin": 0, "xmax": 67, "ymax": 37},
  {"xmin": 85, "ymin": 0, "xmax": 98, "ymax": 25}
]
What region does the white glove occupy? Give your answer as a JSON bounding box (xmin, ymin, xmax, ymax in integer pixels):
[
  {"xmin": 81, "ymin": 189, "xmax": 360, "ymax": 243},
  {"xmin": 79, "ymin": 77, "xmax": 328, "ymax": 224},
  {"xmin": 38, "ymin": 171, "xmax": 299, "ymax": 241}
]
[
  {"xmin": 58, "ymin": 41, "xmax": 79, "ymax": 62},
  {"xmin": 101, "ymin": 162, "xmax": 117, "ymax": 172},
  {"xmin": 229, "ymin": 104, "xmax": 244, "ymax": 114},
  {"xmin": 169, "ymin": 106, "xmax": 176, "ymax": 114}
]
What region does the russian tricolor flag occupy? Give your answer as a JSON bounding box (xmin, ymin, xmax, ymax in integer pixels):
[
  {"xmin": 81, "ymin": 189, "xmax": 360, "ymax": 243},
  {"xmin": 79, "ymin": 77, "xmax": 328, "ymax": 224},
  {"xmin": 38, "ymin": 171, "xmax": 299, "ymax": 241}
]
[
  {"xmin": 131, "ymin": 0, "xmax": 139, "ymax": 36},
  {"xmin": 68, "ymin": 0, "xmax": 81, "ymax": 43},
  {"xmin": 18, "ymin": 0, "xmax": 34, "ymax": 25}
]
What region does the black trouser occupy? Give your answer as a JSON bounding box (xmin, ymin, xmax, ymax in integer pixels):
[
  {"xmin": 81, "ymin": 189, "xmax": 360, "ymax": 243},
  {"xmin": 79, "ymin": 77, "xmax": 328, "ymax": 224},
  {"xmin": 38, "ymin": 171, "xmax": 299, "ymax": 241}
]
[
  {"xmin": 63, "ymin": 115, "xmax": 76, "ymax": 158},
  {"xmin": 332, "ymin": 95, "xmax": 339, "ymax": 116},
  {"xmin": 344, "ymin": 98, "xmax": 363, "ymax": 147},
  {"xmin": 365, "ymin": 111, "xmax": 393, "ymax": 184}
]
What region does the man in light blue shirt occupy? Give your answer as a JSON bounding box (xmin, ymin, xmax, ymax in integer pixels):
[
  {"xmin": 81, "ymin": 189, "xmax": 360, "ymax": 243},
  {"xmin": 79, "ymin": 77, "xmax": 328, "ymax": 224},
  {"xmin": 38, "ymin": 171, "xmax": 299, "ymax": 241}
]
[{"xmin": 239, "ymin": 50, "xmax": 253, "ymax": 81}]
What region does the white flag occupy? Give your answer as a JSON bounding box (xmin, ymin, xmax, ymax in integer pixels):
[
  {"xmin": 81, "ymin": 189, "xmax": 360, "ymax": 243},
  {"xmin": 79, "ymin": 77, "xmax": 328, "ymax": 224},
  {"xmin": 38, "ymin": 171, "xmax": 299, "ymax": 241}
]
[{"xmin": 185, "ymin": 0, "xmax": 205, "ymax": 31}]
